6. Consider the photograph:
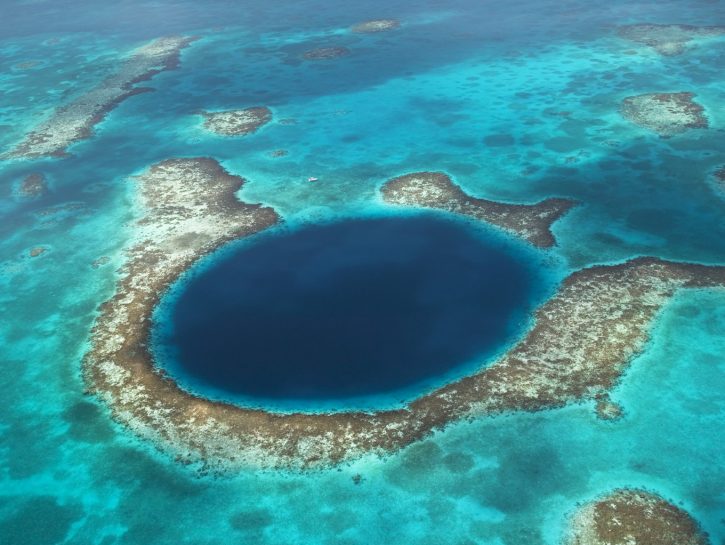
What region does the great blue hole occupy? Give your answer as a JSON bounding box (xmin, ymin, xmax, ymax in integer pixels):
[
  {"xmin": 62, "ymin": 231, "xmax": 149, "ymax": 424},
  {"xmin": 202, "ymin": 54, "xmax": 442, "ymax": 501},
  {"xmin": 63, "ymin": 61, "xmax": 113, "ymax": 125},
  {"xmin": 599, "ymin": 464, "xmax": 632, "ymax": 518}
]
[{"xmin": 153, "ymin": 215, "xmax": 544, "ymax": 406}]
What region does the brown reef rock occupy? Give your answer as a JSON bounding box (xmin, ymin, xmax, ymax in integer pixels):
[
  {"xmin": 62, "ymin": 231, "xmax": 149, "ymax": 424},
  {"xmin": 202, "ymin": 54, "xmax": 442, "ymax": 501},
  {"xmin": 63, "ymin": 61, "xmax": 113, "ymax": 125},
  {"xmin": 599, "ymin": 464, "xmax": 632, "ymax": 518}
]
[
  {"xmin": 303, "ymin": 46, "xmax": 351, "ymax": 60},
  {"xmin": 618, "ymin": 24, "xmax": 725, "ymax": 56},
  {"xmin": 351, "ymin": 19, "xmax": 400, "ymax": 33},
  {"xmin": 18, "ymin": 173, "xmax": 48, "ymax": 197},
  {"xmin": 621, "ymin": 92, "xmax": 708, "ymax": 137},
  {"xmin": 29, "ymin": 247, "xmax": 47, "ymax": 258},
  {"xmin": 594, "ymin": 393, "xmax": 623, "ymax": 421},
  {"xmin": 201, "ymin": 107, "xmax": 272, "ymax": 136},
  {"xmin": 7, "ymin": 36, "xmax": 197, "ymax": 159},
  {"xmin": 565, "ymin": 489, "xmax": 709, "ymax": 545},
  {"xmin": 83, "ymin": 158, "xmax": 725, "ymax": 471},
  {"xmin": 381, "ymin": 171, "xmax": 575, "ymax": 247}
]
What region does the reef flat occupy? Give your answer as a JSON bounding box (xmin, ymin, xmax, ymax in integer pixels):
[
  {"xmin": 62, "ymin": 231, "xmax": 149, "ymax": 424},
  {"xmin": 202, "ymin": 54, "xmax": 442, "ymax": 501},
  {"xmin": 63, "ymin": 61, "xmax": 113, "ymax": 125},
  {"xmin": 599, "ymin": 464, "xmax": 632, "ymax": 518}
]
[
  {"xmin": 201, "ymin": 107, "xmax": 272, "ymax": 136},
  {"xmin": 621, "ymin": 92, "xmax": 708, "ymax": 137},
  {"xmin": 618, "ymin": 23, "xmax": 725, "ymax": 56},
  {"xmin": 351, "ymin": 19, "xmax": 400, "ymax": 33},
  {"xmin": 564, "ymin": 489, "xmax": 709, "ymax": 545},
  {"xmin": 6, "ymin": 36, "xmax": 197, "ymax": 159},
  {"xmin": 85, "ymin": 161, "xmax": 725, "ymax": 471},
  {"xmin": 381, "ymin": 171, "xmax": 575, "ymax": 247}
]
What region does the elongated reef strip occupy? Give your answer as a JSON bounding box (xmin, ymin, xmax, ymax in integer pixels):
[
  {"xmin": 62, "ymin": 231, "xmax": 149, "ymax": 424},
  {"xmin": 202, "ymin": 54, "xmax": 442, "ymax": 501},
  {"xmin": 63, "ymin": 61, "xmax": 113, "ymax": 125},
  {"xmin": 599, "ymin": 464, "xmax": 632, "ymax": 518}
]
[
  {"xmin": 381, "ymin": 171, "xmax": 575, "ymax": 247},
  {"xmin": 618, "ymin": 23, "xmax": 725, "ymax": 56},
  {"xmin": 564, "ymin": 489, "xmax": 709, "ymax": 545},
  {"xmin": 201, "ymin": 107, "xmax": 272, "ymax": 136},
  {"xmin": 85, "ymin": 161, "xmax": 725, "ymax": 471},
  {"xmin": 621, "ymin": 92, "xmax": 708, "ymax": 137},
  {"xmin": 7, "ymin": 36, "xmax": 197, "ymax": 159}
]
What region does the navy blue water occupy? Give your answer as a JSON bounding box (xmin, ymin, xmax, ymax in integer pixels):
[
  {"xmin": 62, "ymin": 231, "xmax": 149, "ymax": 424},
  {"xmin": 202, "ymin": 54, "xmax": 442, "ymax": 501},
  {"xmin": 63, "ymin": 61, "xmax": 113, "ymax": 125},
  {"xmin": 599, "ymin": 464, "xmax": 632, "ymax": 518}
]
[{"xmin": 164, "ymin": 216, "xmax": 537, "ymax": 400}]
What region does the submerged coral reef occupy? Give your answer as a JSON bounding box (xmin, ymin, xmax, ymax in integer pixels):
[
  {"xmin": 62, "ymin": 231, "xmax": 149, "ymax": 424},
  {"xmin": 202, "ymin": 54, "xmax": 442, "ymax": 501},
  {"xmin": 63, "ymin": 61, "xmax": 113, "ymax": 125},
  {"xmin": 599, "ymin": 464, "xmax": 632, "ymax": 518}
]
[
  {"xmin": 351, "ymin": 19, "xmax": 400, "ymax": 33},
  {"xmin": 6, "ymin": 36, "xmax": 197, "ymax": 159},
  {"xmin": 564, "ymin": 489, "xmax": 709, "ymax": 545},
  {"xmin": 620, "ymin": 92, "xmax": 708, "ymax": 137},
  {"xmin": 17, "ymin": 173, "xmax": 48, "ymax": 197},
  {"xmin": 618, "ymin": 23, "xmax": 725, "ymax": 56},
  {"xmin": 201, "ymin": 107, "xmax": 272, "ymax": 136},
  {"xmin": 381, "ymin": 171, "xmax": 575, "ymax": 247},
  {"xmin": 303, "ymin": 46, "xmax": 351, "ymax": 60},
  {"xmin": 713, "ymin": 166, "xmax": 725, "ymax": 193}
]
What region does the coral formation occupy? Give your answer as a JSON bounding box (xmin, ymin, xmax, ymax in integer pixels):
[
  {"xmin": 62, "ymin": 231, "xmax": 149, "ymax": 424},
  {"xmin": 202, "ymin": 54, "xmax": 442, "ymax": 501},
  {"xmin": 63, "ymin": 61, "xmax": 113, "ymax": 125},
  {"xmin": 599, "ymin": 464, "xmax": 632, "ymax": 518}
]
[
  {"xmin": 201, "ymin": 107, "xmax": 272, "ymax": 136},
  {"xmin": 84, "ymin": 161, "xmax": 725, "ymax": 471},
  {"xmin": 621, "ymin": 92, "xmax": 708, "ymax": 137},
  {"xmin": 351, "ymin": 19, "xmax": 400, "ymax": 33},
  {"xmin": 7, "ymin": 36, "xmax": 197, "ymax": 159},
  {"xmin": 18, "ymin": 173, "xmax": 48, "ymax": 197},
  {"xmin": 29, "ymin": 247, "xmax": 47, "ymax": 258},
  {"xmin": 713, "ymin": 166, "xmax": 725, "ymax": 193},
  {"xmin": 381, "ymin": 171, "xmax": 575, "ymax": 247},
  {"xmin": 303, "ymin": 47, "xmax": 351, "ymax": 60},
  {"xmin": 594, "ymin": 394, "xmax": 623, "ymax": 421},
  {"xmin": 618, "ymin": 24, "xmax": 725, "ymax": 56},
  {"xmin": 565, "ymin": 489, "xmax": 709, "ymax": 545}
]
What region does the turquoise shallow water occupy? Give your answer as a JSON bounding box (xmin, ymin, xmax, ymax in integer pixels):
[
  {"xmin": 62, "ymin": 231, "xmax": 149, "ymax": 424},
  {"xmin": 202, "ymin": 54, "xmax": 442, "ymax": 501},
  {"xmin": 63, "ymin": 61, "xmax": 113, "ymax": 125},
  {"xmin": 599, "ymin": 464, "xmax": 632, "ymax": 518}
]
[{"xmin": 1, "ymin": 0, "xmax": 724, "ymax": 543}]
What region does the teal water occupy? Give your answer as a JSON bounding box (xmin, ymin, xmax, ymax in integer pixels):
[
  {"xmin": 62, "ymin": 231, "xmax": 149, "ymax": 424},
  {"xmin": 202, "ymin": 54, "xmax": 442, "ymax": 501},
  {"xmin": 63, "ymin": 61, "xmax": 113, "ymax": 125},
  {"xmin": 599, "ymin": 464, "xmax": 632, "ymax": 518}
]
[{"xmin": 1, "ymin": 1, "xmax": 724, "ymax": 544}]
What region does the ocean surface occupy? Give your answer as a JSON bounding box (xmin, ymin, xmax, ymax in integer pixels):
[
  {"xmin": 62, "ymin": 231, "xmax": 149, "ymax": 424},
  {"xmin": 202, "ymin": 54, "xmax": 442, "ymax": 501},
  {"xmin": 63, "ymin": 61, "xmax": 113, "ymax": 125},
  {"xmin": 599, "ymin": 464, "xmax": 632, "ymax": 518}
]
[{"xmin": 0, "ymin": 0, "xmax": 724, "ymax": 544}]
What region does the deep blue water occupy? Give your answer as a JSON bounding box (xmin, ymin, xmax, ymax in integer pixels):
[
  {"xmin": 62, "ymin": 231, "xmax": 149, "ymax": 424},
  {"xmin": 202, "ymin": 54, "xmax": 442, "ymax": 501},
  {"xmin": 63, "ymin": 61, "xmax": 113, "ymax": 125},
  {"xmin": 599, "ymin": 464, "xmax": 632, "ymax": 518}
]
[{"xmin": 160, "ymin": 216, "xmax": 538, "ymax": 401}]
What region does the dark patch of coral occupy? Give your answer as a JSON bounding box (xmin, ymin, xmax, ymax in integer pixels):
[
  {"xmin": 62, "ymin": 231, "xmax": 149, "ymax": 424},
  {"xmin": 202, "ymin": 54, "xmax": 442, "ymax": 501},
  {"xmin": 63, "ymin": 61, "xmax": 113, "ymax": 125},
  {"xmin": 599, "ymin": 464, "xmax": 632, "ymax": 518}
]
[
  {"xmin": 18, "ymin": 173, "xmax": 48, "ymax": 197},
  {"xmin": 303, "ymin": 46, "xmax": 351, "ymax": 60}
]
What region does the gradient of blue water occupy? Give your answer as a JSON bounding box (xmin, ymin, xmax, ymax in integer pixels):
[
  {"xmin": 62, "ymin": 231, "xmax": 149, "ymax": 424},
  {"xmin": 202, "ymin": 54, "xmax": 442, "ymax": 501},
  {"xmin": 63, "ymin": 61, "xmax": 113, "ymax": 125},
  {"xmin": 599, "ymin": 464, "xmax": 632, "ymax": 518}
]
[
  {"xmin": 0, "ymin": 0, "xmax": 724, "ymax": 544},
  {"xmin": 155, "ymin": 215, "xmax": 546, "ymax": 409}
]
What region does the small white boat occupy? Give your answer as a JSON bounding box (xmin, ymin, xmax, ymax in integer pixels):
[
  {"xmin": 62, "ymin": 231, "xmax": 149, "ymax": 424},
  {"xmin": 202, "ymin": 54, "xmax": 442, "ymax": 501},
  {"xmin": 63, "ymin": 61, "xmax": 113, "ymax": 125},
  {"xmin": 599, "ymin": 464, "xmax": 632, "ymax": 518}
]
[{"xmin": 307, "ymin": 176, "xmax": 319, "ymax": 182}]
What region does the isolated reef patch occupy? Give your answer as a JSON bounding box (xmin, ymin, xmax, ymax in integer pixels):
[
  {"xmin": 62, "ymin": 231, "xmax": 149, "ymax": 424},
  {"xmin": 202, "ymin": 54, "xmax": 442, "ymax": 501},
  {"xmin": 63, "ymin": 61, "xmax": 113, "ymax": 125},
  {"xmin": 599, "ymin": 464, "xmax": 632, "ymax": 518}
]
[
  {"xmin": 29, "ymin": 247, "xmax": 47, "ymax": 258},
  {"xmin": 84, "ymin": 160, "xmax": 725, "ymax": 471},
  {"xmin": 618, "ymin": 23, "xmax": 725, "ymax": 56},
  {"xmin": 381, "ymin": 171, "xmax": 575, "ymax": 247},
  {"xmin": 593, "ymin": 393, "xmax": 623, "ymax": 421},
  {"xmin": 6, "ymin": 36, "xmax": 197, "ymax": 159},
  {"xmin": 18, "ymin": 173, "xmax": 48, "ymax": 198},
  {"xmin": 351, "ymin": 19, "xmax": 400, "ymax": 33},
  {"xmin": 712, "ymin": 166, "xmax": 725, "ymax": 193},
  {"xmin": 303, "ymin": 46, "xmax": 351, "ymax": 60},
  {"xmin": 564, "ymin": 489, "xmax": 709, "ymax": 545},
  {"xmin": 621, "ymin": 92, "xmax": 708, "ymax": 137},
  {"xmin": 201, "ymin": 107, "xmax": 272, "ymax": 136}
]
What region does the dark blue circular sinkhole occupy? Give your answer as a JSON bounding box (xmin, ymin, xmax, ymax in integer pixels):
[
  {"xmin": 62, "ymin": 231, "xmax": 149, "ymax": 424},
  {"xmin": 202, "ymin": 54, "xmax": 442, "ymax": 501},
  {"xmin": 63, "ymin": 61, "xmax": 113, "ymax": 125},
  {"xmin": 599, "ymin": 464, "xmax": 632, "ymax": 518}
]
[{"xmin": 154, "ymin": 215, "xmax": 543, "ymax": 405}]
